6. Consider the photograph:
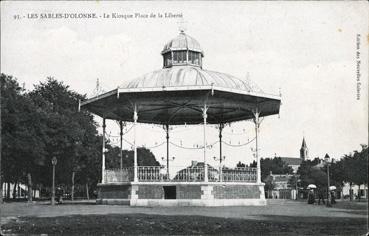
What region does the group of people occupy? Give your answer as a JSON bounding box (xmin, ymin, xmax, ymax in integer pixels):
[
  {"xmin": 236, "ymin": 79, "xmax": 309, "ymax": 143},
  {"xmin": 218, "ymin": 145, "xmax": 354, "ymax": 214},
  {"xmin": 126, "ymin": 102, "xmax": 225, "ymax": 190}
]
[{"xmin": 307, "ymin": 187, "xmax": 336, "ymax": 205}]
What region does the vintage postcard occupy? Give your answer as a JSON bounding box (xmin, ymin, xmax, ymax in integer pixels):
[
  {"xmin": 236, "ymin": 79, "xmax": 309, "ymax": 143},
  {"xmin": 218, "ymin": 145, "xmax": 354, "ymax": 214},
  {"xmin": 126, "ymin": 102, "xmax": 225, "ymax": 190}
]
[{"xmin": 1, "ymin": 1, "xmax": 368, "ymax": 235}]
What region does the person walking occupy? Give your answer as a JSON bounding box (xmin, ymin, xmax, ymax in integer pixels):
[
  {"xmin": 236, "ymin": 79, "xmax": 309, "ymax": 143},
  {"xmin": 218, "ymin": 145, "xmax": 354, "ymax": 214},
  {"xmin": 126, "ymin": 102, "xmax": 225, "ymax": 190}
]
[
  {"xmin": 308, "ymin": 189, "xmax": 315, "ymax": 204},
  {"xmin": 318, "ymin": 187, "xmax": 325, "ymax": 205}
]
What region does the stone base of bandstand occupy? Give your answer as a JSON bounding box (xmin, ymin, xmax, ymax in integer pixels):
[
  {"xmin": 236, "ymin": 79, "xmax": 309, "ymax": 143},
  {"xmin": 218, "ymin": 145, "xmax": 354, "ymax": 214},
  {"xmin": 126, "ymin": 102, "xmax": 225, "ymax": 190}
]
[{"xmin": 96, "ymin": 182, "xmax": 266, "ymax": 206}]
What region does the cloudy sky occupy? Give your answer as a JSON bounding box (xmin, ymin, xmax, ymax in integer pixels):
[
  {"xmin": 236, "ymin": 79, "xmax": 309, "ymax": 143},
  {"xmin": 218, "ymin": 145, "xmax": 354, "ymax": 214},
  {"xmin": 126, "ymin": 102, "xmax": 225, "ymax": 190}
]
[{"xmin": 1, "ymin": 1, "xmax": 368, "ymax": 174}]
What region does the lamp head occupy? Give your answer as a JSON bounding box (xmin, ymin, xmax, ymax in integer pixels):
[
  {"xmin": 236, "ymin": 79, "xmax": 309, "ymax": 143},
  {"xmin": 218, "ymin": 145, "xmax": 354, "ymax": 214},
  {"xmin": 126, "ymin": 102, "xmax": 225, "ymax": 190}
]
[
  {"xmin": 324, "ymin": 153, "xmax": 330, "ymax": 163},
  {"xmin": 51, "ymin": 156, "xmax": 57, "ymax": 165}
]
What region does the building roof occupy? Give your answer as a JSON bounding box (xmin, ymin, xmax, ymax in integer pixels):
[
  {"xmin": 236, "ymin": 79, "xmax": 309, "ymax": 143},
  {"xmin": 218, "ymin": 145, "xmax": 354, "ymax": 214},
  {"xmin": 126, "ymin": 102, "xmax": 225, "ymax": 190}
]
[
  {"xmin": 123, "ymin": 66, "xmax": 263, "ymax": 93},
  {"xmin": 162, "ymin": 32, "xmax": 203, "ymax": 55},
  {"xmin": 271, "ymin": 174, "xmax": 293, "ymax": 182},
  {"xmin": 301, "ymin": 137, "xmax": 307, "ymax": 148},
  {"xmin": 279, "ymin": 157, "xmax": 302, "ymax": 166},
  {"xmin": 81, "ymin": 31, "xmax": 281, "ymax": 125}
]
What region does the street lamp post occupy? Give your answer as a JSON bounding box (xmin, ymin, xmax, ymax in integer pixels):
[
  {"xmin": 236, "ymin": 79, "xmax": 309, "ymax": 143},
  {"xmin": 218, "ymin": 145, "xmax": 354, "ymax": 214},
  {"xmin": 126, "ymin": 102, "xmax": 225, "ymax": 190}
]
[
  {"xmin": 294, "ymin": 175, "xmax": 300, "ymax": 200},
  {"xmin": 324, "ymin": 154, "xmax": 332, "ymax": 207},
  {"xmin": 51, "ymin": 156, "xmax": 57, "ymax": 206},
  {"xmin": 214, "ymin": 156, "xmax": 225, "ymax": 182}
]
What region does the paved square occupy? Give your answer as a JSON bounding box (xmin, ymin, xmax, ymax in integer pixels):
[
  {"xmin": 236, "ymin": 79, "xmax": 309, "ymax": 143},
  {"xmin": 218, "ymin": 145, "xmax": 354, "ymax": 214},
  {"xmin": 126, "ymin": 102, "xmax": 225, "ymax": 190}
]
[{"xmin": 1, "ymin": 199, "xmax": 367, "ymax": 235}]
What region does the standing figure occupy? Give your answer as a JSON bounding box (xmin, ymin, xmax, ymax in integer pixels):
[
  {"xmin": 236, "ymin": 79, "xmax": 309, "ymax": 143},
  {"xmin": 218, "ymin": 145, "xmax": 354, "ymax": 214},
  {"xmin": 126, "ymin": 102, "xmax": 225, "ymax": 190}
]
[
  {"xmin": 55, "ymin": 187, "xmax": 63, "ymax": 204},
  {"xmin": 330, "ymin": 190, "xmax": 336, "ymax": 204},
  {"xmin": 318, "ymin": 188, "xmax": 325, "ymax": 205},
  {"xmin": 308, "ymin": 189, "xmax": 315, "ymax": 204}
]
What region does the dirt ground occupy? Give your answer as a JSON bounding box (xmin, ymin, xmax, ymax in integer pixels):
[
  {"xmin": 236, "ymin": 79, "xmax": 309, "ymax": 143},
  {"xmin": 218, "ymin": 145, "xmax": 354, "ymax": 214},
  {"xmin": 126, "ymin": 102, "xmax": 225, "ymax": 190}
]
[{"xmin": 1, "ymin": 199, "xmax": 368, "ymax": 235}]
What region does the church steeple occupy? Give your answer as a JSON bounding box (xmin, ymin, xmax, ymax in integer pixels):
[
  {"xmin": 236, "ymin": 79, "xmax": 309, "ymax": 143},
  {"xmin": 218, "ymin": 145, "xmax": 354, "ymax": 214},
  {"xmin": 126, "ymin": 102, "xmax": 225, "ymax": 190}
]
[{"xmin": 300, "ymin": 137, "xmax": 308, "ymax": 160}]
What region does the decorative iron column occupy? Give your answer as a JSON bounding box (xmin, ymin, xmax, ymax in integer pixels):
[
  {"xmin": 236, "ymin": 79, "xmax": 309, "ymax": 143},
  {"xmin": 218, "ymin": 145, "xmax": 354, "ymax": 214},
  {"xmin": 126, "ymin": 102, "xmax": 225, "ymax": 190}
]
[
  {"xmin": 133, "ymin": 106, "xmax": 138, "ymax": 182},
  {"xmin": 219, "ymin": 123, "xmax": 224, "ymax": 182},
  {"xmin": 102, "ymin": 118, "xmax": 106, "ymax": 183},
  {"xmin": 165, "ymin": 124, "xmax": 170, "ymax": 177},
  {"xmin": 119, "ymin": 121, "xmax": 124, "ymax": 170},
  {"xmin": 202, "ymin": 105, "xmax": 208, "ymax": 182},
  {"xmin": 252, "ymin": 107, "xmax": 261, "ymax": 184}
]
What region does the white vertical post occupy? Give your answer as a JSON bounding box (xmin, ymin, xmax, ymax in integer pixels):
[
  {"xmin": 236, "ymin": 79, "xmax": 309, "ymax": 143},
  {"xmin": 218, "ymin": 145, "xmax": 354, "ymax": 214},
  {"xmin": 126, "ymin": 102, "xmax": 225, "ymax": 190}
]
[
  {"xmin": 119, "ymin": 121, "xmax": 123, "ymax": 170},
  {"xmin": 102, "ymin": 118, "xmax": 106, "ymax": 183},
  {"xmin": 253, "ymin": 107, "xmax": 261, "ymax": 184},
  {"xmin": 219, "ymin": 123, "xmax": 224, "ymax": 182},
  {"xmin": 133, "ymin": 106, "xmax": 138, "ymax": 182},
  {"xmin": 202, "ymin": 105, "xmax": 208, "ymax": 182},
  {"xmin": 165, "ymin": 124, "xmax": 170, "ymax": 178}
]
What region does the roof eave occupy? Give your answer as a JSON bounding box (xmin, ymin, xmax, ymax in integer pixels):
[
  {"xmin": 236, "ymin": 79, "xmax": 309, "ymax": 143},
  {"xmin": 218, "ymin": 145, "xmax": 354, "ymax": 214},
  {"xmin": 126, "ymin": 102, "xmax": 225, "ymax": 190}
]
[{"xmin": 80, "ymin": 85, "xmax": 281, "ymax": 108}]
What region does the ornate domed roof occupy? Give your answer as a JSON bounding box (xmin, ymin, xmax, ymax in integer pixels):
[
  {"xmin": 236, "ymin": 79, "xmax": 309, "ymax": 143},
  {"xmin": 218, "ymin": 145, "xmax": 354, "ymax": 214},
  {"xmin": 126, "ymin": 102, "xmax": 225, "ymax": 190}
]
[
  {"xmin": 124, "ymin": 66, "xmax": 262, "ymax": 93},
  {"xmin": 161, "ymin": 32, "xmax": 204, "ymax": 55},
  {"xmin": 82, "ymin": 31, "xmax": 280, "ymax": 125}
]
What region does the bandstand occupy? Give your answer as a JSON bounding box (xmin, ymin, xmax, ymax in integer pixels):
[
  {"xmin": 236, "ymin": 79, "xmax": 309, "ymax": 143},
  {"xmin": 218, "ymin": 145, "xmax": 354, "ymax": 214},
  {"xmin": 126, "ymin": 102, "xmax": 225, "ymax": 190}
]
[{"xmin": 80, "ymin": 30, "xmax": 281, "ymax": 206}]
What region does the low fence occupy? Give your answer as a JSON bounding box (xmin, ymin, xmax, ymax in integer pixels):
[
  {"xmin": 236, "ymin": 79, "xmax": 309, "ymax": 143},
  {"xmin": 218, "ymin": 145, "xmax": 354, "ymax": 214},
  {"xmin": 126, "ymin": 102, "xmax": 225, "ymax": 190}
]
[{"xmin": 103, "ymin": 166, "xmax": 257, "ymax": 183}]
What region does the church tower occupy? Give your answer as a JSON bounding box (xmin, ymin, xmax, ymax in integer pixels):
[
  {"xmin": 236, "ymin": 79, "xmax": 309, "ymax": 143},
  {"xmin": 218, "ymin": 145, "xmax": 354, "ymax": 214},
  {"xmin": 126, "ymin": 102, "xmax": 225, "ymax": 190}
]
[{"xmin": 300, "ymin": 137, "xmax": 308, "ymax": 160}]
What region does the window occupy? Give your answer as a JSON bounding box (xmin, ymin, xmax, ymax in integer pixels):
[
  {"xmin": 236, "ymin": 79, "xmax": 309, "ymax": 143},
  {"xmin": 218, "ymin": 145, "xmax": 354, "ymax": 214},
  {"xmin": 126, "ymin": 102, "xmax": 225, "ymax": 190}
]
[
  {"xmin": 173, "ymin": 51, "xmax": 179, "ymax": 63},
  {"xmin": 164, "ymin": 50, "xmax": 202, "ymax": 67},
  {"xmin": 173, "ymin": 51, "xmax": 187, "ymax": 64},
  {"xmin": 164, "ymin": 53, "xmax": 172, "ymax": 67},
  {"xmin": 188, "ymin": 51, "xmax": 200, "ymax": 66},
  {"xmin": 194, "ymin": 53, "xmax": 199, "ymax": 65}
]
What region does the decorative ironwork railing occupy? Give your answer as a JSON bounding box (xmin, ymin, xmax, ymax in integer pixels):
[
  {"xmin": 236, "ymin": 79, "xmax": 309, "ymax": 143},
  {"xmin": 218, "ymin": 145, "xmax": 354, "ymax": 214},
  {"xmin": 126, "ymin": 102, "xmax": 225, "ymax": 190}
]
[
  {"xmin": 137, "ymin": 166, "xmax": 169, "ymax": 182},
  {"xmin": 221, "ymin": 167, "xmax": 257, "ymax": 182},
  {"xmin": 103, "ymin": 166, "xmax": 257, "ymax": 183}
]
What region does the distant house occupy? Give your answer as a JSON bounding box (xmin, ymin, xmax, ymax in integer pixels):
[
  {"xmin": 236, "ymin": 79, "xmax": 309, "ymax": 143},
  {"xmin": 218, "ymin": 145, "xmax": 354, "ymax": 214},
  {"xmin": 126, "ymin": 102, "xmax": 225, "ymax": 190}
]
[
  {"xmin": 266, "ymin": 172, "xmax": 296, "ymax": 199},
  {"xmin": 278, "ymin": 157, "xmax": 303, "ymax": 173},
  {"xmin": 264, "ymin": 137, "xmax": 308, "ymax": 199},
  {"xmin": 173, "ymin": 161, "xmax": 218, "ymax": 181},
  {"xmin": 342, "ymin": 183, "xmax": 368, "ymax": 200}
]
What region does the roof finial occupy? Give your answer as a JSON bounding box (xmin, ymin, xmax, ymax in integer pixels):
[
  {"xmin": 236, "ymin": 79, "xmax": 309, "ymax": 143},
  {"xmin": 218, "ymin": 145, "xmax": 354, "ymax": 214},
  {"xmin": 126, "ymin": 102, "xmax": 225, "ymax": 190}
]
[
  {"xmin": 177, "ymin": 18, "xmax": 187, "ymax": 33},
  {"xmin": 91, "ymin": 78, "xmax": 105, "ymax": 97}
]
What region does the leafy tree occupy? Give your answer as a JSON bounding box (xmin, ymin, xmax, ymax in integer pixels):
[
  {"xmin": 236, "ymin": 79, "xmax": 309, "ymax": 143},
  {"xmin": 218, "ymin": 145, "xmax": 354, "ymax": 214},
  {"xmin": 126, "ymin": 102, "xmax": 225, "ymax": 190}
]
[
  {"xmin": 240, "ymin": 158, "xmax": 292, "ymax": 190},
  {"xmin": 297, "ymin": 158, "xmax": 323, "ymax": 189},
  {"xmin": 1, "ymin": 75, "xmax": 107, "ymax": 200},
  {"xmin": 236, "ymin": 161, "xmax": 246, "ymax": 168},
  {"xmin": 287, "ymin": 175, "xmax": 299, "ymax": 190},
  {"xmin": 105, "ymin": 146, "xmax": 160, "ymax": 168},
  {"xmin": 236, "ymin": 160, "xmax": 256, "ymax": 168},
  {"xmin": 28, "ymin": 77, "xmax": 101, "ymax": 198},
  {"xmin": 340, "ymin": 145, "xmax": 368, "ymax": 200},
  {"xmin": 260, "ymin": 157, "xmax": 293, "ymax": 181},
  {"xmin": 1, "ymin": 74, "xmax": 47, "ymax": 201},
  {"xmin": 329, "ymin": 160, "xmax": 345, "ymax": 187}
]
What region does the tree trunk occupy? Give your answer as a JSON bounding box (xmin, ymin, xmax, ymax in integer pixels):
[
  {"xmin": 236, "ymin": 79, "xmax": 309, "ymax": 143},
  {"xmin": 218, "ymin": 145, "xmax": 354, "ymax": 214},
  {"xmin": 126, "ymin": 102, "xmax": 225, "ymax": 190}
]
[
  {"xmin": 6, "ymin": 182, "xmax": 10, "ymax": 199},
  {"xmin": 349, "ymin": 182, "xmax": 352, "ymax": 201},
  {"xmin": 358, "ymin": 185, "xmax": 361, "ymax": 202},
  {"xmin": 71, "ymin": 171, "xmax": 75, "ymax": 201},
  {"xmin": 27, "ymin": 173, "xmax": 33, "ymax": 202},
  {"xmin": 12, "ymin": 181, "xmax": 18, "ymax": 199},
  {"xmin": 0, "ymin": 176, "xmax": 2, "ymax": 204},
  {"xmin": 86, "ymin": 183, "xmax": 89, "ymax": 200}
]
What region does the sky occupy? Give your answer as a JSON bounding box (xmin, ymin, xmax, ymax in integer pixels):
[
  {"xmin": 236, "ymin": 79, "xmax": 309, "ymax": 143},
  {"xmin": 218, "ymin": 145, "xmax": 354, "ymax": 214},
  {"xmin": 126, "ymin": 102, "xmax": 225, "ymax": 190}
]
[{"xmin": 1, "ymin": 1, "xmax": 368, "ymax": 175}]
